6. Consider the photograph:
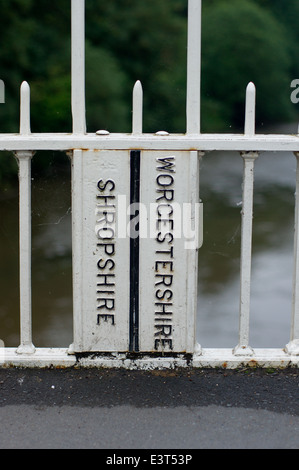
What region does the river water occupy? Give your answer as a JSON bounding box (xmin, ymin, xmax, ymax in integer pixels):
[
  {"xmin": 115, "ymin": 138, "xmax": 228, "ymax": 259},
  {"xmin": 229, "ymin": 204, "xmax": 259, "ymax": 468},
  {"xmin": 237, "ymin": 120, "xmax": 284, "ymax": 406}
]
[{"xmin": 0, "ymin": 124, "xmax": 297, "ymax": 349}]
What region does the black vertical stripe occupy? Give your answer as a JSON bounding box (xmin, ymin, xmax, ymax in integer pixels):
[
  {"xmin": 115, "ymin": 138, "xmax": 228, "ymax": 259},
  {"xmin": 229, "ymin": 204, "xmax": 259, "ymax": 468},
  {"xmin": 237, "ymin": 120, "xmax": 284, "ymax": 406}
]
[{"xmin": 129, "ymin": 150, "xmax": 140, "ymax": 352}]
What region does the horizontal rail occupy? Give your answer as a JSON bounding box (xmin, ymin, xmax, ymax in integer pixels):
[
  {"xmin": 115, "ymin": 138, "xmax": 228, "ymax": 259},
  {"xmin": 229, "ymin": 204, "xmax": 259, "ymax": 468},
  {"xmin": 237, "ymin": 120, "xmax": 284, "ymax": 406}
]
[
  {"xmin": 0, "ymin": 133, "xmax": 299, "ymax": 152},
  {"xmin": 0, "ymin": 347, "xmax": 298, "ymax": 369}
]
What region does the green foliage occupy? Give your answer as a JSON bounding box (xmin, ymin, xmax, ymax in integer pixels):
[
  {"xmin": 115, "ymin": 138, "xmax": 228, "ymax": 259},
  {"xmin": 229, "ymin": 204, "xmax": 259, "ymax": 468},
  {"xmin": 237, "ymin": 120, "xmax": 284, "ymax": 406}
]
[
  {"xmin": 85, "ymin": 42, "xmax": 131, "ymax": 133},
  {"xmin": 201, "ymin": 0, "xmax": 296, "ymax": 131},
  {"xmin": 0, "ymin": 0, "xmax": 298, "ymax": 180},
  {"xmin": 85, "ymin": 0, "xmax": 187, "ymax": 132}
]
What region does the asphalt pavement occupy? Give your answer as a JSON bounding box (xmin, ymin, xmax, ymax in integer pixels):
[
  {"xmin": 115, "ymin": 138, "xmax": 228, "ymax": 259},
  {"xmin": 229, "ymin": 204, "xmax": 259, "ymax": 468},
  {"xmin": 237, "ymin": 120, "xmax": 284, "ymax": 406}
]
[{"xmin": 0, "ymin": 367, "xmax": 297, "ymax": 450}]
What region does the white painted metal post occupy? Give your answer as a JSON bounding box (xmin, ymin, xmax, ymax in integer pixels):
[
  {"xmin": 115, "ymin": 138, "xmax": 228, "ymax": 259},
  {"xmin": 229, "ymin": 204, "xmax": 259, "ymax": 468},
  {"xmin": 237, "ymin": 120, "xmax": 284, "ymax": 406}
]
[
  {"xmin": 15, "ymin": 82, "xmax": 35, "ymax": 354},
  {"xmin": 20, "ymin": 82, "xmax": 31, "ymax": 135},
  {"xmin": 185, "ymin": 0, "xmax": 203, "ymax": 351},
  {"xmin": 233, "ymin": 83, "xmax": 258, "ymax": 356},
  {"xmin": 72, "ymin": 0, "xmax": 86, "ymax": 134},
  {"xmin": 286, "ymin": 152, "xmax": 299, "ymax": 356},
  {"xmin": 0, "ymin": 79, "xmax": 4, "ymax": 104},
  {"xmin": 68, "ymin": 149, "xmax": 83, "ymax": 354},
  {"xmin": 70, "ymin": 149, "xmax": 131, "ymax": 353},
  {"xmin": 132, "ymin": 80, "xmax": 143, "ymax": 135},
  {"xmin": 187, "ymin": 0, "xmax": 202, "ymax": 134},
  {"xmin": 245, "ymin": 82, "xmax": 256, "ymax": 137},
  {"xmin": 234, "ymin": 151, "xmax": 258, "ymax": 356},
  {"xmin": 187, "ymin": 151, "xmax": 204, "ymax": 355},
  {"xmin": 138, "ymin": 150, "xmax": 202, "ymax": 354},
  {"xmin": 16, "ymin": 152, "xmax": 35, "ymax": 354}
]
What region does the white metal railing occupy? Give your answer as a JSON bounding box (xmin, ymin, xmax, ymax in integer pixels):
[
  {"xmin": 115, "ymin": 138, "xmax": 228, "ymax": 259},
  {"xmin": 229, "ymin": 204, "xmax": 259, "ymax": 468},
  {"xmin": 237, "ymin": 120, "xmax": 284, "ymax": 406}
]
[{"xmin": 0, "ymin": 0, "xmax": 299, "ymax": 369}]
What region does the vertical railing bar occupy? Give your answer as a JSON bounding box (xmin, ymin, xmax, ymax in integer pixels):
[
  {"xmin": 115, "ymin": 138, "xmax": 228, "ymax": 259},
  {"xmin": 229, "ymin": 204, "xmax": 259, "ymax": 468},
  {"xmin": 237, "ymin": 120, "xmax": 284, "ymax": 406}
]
[
  {"xmin": 233, "ymin": 151, "xmax": 258, "ymax": 356},
  {"xmin": 186, "ymin": 151, "xmax": 204, "ymax": 354},
  {"xmin": 20, "ymin": 81, "xmax": 31, "ymax": 135},
  {"xmin": 72, "ymin": 0, "xmax": 86, "ymax": 134},
  {"xmin": 68, "ymin": 149, "xmax": 84, "ymax": 355},
  {"xmin": 286, "ymin": 152, "xmax": 299, "ymax": 356},
  {"xmin": 15, "ymin": 82, "xmax": 35, "ymax": 354},
  {"xmin": 132, "ymin": 80, "xmax": 143, "ymax": 135},
  {"xmin": 186, "ymin": 0, "xmax": 202, "ymax": 135},
  {"xmin": 234, "ymin": 84, "xmax": 258, "ymax": 356},
  {"xmin": 245, "ymin": 82, "xmax": 256, "ymax": 137},
  {"xmin": 69, "ymin": 0, "xmax": 86, "ymax": 351}
]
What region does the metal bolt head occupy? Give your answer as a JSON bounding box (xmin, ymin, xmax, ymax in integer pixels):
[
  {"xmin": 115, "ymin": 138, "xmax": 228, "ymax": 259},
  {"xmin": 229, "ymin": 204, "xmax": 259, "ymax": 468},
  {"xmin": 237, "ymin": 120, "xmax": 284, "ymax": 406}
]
[{"xmin": 96, "ymin": 130, "xmax": 110, "ymax": 136}]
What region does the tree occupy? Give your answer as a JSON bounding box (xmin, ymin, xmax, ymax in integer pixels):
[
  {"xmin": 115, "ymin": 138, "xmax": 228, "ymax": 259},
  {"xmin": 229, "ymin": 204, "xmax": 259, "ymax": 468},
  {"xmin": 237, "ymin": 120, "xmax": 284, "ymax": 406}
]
[
  {"xmin": 201, "ymin": 0, "xmax": 296, "ymax": 132},
  {"xmin": 85, "ymin": 0, "xmax": 187, "ymax": 133},
  {"xmin": 256, "ymin": 0, "xmax": 299, "ymax": 78}
]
